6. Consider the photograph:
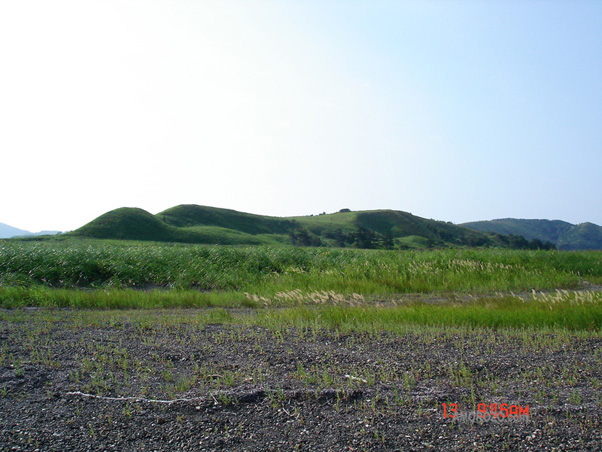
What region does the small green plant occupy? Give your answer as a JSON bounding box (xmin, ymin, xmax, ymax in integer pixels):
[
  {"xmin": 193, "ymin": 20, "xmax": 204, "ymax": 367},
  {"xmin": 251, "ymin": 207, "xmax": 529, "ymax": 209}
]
[
  {"xmin": 568, "ymin": 390, "xmax": 582, "ymax": 405},
  {"xmin": 161, "ymin": 368, "xmax": 173, "ymax": 382},
  {"xmin": 215, "ymin": 392, "xmax": 235, "ymax": 406}
]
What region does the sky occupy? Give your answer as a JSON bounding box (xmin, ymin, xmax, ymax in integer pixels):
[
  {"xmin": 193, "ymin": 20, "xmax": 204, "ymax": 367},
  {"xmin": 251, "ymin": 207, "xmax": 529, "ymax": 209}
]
[{"xmin": 1, "ymin": 0, "xmax": 601, "ymax": 232}]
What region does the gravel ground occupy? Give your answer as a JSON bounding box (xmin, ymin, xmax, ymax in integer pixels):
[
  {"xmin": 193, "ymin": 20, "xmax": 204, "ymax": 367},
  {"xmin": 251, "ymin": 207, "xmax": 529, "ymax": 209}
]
[{"xmin": 1, "ymin": 309, "xmax": 601, "ymax": 451}]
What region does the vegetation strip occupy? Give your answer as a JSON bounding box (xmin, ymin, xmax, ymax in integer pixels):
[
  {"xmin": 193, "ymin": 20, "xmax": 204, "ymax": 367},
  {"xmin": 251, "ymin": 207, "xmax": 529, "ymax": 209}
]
[
  {"xmin": 1, "ymin": 289, "xmax": 601, "ymax": 331},
  {"xmin": 1, "ymin": 242, "xmax": 601, "ymax": 301}
]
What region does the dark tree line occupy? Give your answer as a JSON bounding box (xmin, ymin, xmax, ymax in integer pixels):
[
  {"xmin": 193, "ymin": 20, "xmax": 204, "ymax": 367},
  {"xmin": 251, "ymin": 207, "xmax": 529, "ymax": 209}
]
[
  {"xmin": 291, "ymin": 227, "xmax": 394, "ymax": 249},
  {"xmin": 321, "ymin": 227, "xmax": 394, "ymax": 249},
  {"xmin": 289, "ymin": 228, "xmax": 323, "ymax": 247},
  {"xmin": 289, "ymin": 227, "xmax": 556, "ymax": 251},
  {"xmin": 496, "ymin": 234, "xmax": 556, "ymax": 250}
]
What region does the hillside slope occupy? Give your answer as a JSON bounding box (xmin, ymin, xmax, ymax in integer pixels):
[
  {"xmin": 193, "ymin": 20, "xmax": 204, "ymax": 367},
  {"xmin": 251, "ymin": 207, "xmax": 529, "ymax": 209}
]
[
  {"xmin": 70, "ymin": 205, "xmax": 543, "ymax": 249},
  {"xmin": 291, "ymin": 210, "xmax": 501, "ymax": 248},
  {"xmin": 462, "ymin": 218, "xmax": 602, "ymax": 250},
  {"xmin": 74, "ymin": 207, "xmax": 277, "ymax": 245},
  {"xmin": 557, "ymin": 222, "xmax": 602, "ymax": 251},
  {"xmin": 158, "ymin": 205, "xmax": 296, "ymax": 234},
  {"xmin": 74, "ymin": 208, "xmax": 178, "ymax": 242}
]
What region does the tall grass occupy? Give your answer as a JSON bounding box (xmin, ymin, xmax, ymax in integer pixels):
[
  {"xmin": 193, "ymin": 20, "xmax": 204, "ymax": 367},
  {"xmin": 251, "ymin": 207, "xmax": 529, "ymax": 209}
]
[
  {"xmin": 0, "ymin": 286, "xmax": 253, "ymax": 309},
  {"xmin": 253, "ymin": 290, "xmax": 602, "ymax": 332},
  {"xmin": 1, "ymin": 241, "xmax": 601, "ymax": 308},
  {"xmin": 2, "ymin": 290, "xmax": 598, "ymax": 332}
]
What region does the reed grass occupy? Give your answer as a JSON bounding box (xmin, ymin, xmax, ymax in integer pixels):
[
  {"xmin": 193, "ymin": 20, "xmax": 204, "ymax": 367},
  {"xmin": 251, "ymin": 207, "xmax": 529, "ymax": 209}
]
[
  {"xmin": 1, "ymin": 241, "xmax": 600, "ymax": 302},
  {"xmin": 252, "ymin": 290, "xmax": 602, "ymax": 332},
  {"xmin": 0, "ymin": 286, "xmax": 252, "ymax": 309}
]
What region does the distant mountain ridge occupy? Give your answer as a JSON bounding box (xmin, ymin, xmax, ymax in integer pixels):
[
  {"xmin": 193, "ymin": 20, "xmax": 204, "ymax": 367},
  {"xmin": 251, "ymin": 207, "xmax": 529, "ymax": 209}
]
[
  {"xmin": 462, "ymin": 219, "xmax": 602, "ymax": 251},
  {"xmin": 0, "ymin": 222, "xmax": 61, "ymax": 239},
  {"xmin": 68, "ymin": 204, "xmax": 551, "ymax": 250}
]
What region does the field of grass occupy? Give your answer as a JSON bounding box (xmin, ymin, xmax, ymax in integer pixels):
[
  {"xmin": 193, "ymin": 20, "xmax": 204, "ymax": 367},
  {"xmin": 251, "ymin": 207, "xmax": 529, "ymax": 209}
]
[
  {"xmin": 2, "ymin": 239, "xmax": 602, "ymax": 449},
  {"xmin": 0, "ymin": 240, "xmax": 601, "ymax": 331},
  {"xmin": 2, "ymin": 241, "xmax": 601, "ymax": 291}
]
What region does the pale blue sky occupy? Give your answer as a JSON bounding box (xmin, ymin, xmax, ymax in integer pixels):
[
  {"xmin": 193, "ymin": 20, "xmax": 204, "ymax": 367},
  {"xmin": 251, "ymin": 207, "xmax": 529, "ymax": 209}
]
[{"xmin": 1, "ymin": 0, "xmax": 600, "ymax": 231}]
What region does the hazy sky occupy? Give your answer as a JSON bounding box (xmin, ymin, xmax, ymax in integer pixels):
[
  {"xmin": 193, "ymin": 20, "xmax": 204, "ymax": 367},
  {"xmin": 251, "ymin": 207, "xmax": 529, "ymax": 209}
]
[{"xmin": 1, "ymin": 0, "xmax": 601, "ymax": 232}]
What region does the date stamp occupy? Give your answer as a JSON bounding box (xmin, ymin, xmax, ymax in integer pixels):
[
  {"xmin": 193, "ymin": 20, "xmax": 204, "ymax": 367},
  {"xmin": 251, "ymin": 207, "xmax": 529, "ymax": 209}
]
[{"xmin": 442, "ymin": 403, "xmax": 533, "ymax": 424}]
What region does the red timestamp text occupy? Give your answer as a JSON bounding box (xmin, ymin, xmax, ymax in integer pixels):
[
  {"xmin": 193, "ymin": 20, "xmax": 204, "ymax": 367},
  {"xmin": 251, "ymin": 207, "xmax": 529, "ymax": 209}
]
[{"xmin": 442, "ymin": 402, "xmax": 530, "ymax": 419}]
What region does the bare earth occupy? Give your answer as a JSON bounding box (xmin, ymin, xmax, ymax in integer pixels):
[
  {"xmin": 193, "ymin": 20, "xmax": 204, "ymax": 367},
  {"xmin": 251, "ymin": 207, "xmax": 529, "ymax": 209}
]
[{"xmin": 1, "ymin": 309, "xmax": 601, "ymax": 451}]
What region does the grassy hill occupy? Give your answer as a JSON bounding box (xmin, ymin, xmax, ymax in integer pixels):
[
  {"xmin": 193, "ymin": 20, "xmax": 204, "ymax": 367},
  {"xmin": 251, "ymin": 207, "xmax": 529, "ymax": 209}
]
[
  {"xmin": 462, "ymin": 218, "xmax": 602, "ymax": 251},
  {"xmin": 74, "ymin": 208, "xmax": 179, "ymax": 242},
  {"xmin": 158, "ymin": 205, "xmax": 296, "ymax": 235},
  {"xmin": 70, "ymin": 205, "xmax": 542, "ymax": 249},
  {"xmin": 290, "ymin": 210, "xmax": 501, "ymax": 248},
  {"xmin": 74, "ymin": 207, "xmax": 279, "ymax": 245},
  {"xmin": 556, "ymin": 222, "xmax": 602, "ymax": 251}
]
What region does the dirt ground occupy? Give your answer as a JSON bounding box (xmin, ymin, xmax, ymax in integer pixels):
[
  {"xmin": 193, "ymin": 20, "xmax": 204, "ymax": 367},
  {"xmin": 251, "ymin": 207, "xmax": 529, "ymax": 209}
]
[{"xmin": 1, "ymin": 309, "xmax": 601, "ymax": 451}]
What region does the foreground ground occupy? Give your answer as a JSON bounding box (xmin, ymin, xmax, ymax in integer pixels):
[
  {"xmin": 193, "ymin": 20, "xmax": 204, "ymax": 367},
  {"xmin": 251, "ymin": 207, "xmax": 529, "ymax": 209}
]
[{"xmin": 1, "ymin": 308, "xmax": 602, "ymax": 451}]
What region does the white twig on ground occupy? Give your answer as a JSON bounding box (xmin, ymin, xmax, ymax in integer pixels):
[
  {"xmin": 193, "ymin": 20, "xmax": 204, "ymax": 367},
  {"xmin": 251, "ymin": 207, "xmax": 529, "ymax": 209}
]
[
  {"xmin": 344, "ymin": 375, "xmax": 368, "ymax": 383},
  {"xmin": 66, "ymin": 391, "xmax": 205, "ymax": 404}
]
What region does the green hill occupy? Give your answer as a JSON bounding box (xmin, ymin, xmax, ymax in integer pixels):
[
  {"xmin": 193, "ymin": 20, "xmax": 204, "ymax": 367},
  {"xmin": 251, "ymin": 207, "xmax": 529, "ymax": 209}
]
[
  {"xmin": 289, "ymin": 209, "xmax": 502, "ymax": 248},
  {"xmin": 71, "ymin": 205, "xmax": 546, "ymax": 249},
  {"xmin": 75, "ymin": 208, "xmax": 176, "ymax": 242},
  {"xmin": 74, "ymin": 207, "xmax": 272, "ymax": 245},
  {"xmin": 557, "ymin": 222, "xmax": 602, "ymax": 251},
  {"xmin": 462, "ymin": 219, "xmax": 602, "ymax": 251},
  {"xmin": 158, "ymin": 204, "xmax": 296, "ymax": 234}
]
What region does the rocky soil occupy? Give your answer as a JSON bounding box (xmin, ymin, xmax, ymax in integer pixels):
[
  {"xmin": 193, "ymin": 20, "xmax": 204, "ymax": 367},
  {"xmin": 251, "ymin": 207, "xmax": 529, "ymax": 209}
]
[{"xmin": 1, "ymin": 309, "xmax": 601, "ymax": 451}]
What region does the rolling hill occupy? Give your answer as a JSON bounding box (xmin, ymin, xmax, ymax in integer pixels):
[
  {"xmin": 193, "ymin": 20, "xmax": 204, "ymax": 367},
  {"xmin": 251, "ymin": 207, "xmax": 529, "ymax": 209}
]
[
  {"xmin": 462, "ymin": 219, "xmax": 602, "ymax": 251},
  {"xmin": 74, "ymin": 208, "xmax": 180, "ymax": 242},
  {"xmin": 69, "ymin": 204, "xmax": 549, "ymax": 250},
  {"xmin": 73, "ymin": 207, "xmax": 275, "ymax": 246},
  {"xmin": 158, "ymin": 205, "xmax": 295, "ymax": 235}
]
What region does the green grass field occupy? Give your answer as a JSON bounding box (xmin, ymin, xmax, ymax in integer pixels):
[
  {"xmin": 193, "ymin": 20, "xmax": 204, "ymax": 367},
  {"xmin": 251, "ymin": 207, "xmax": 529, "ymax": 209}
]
[
  {"xmin": 2, "ymin": 240, "xmax": 601, "ymax": 292},
  {"xmin": 1, "ymin": 240, "xmax": 601, "ymax": 331}
]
